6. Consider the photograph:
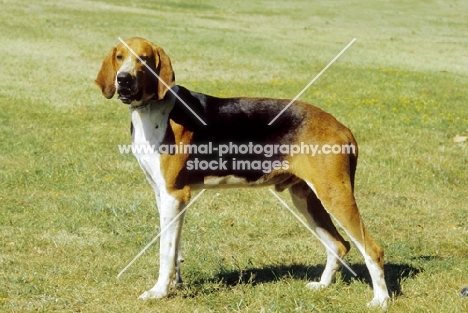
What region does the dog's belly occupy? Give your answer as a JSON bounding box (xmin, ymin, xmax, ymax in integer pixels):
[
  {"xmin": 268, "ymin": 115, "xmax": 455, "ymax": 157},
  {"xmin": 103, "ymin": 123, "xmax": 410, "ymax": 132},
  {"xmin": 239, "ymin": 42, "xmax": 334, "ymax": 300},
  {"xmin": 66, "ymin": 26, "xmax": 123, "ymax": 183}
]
[
  {"xmin": 203, "ymin": 175, "xmax": 250, "ymax": 186},
  {"xmin": 188, "ymin": 173, "xmax": 300, "ymax": 191}
]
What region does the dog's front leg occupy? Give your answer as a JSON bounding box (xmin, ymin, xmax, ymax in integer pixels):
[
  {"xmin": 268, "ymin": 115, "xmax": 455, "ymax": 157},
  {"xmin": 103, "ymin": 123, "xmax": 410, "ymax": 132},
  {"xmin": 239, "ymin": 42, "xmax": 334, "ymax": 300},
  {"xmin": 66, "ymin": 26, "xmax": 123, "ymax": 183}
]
[
  {"xmin": 153, "ymin": 188, "xmax": 183, "ymax": 286},
  {"xmin": 139, "ymin": 192, "xmax": 187, "ymax": 299}
]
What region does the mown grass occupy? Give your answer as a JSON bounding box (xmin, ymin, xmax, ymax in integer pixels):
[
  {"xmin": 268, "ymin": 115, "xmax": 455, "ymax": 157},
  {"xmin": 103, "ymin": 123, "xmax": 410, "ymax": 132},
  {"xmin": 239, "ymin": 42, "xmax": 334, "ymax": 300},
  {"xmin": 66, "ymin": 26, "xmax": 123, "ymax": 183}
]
[{"xmin": 1, "ymin": 0, "xmax": 467, "ymax": 312}]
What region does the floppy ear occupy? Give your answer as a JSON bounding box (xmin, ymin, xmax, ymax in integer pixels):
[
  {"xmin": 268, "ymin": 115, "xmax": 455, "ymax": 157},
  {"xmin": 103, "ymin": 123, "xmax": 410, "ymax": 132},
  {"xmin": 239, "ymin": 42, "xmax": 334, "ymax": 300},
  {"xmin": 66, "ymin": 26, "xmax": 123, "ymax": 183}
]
[
  {"xmin": 151, "ymin": 45, "xmax": 175, "ymax": 100},
  {"xmin": 95, "ymin": 47, "xmax": 117, "ymax": 99}
]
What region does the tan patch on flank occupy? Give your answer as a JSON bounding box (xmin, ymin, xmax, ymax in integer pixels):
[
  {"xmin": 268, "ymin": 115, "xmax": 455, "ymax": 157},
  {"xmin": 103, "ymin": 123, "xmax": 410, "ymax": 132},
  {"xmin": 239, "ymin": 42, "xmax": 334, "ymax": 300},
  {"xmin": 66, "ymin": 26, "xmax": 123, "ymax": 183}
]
[{"xmin": 159, "ymin": 120, "xmax": 194, "ymax": 204}]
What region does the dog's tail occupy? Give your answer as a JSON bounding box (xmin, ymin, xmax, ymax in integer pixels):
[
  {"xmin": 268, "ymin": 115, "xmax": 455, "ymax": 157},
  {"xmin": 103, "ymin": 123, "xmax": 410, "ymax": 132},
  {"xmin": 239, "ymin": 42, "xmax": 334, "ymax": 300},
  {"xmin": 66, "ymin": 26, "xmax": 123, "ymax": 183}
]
[
  {"xmin": 347, "ymin": 136, "xmax": 358, "ymax": 191},
  {"xmin": 349, "ymin": 149, "xmax": 357, "ymax": 191}
]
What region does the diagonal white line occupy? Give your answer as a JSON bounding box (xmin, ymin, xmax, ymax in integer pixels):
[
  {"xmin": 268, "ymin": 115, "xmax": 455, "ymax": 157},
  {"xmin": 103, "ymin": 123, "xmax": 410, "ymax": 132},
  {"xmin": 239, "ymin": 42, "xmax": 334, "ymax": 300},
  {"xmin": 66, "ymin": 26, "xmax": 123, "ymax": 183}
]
[
  {"xmin": 268, "ymin": 189, "xmax": 357, "ymax": 277},
  {"xmin": 268, "ymin": 38, "xmax": 356, "ymax": 125},
  {"xmin": 117, "ymin": 37, "xmax": 207, "ymax": 126},
  {"xmin": 117, "ymin": 189, "xmax": 207, "ymax": 278}
]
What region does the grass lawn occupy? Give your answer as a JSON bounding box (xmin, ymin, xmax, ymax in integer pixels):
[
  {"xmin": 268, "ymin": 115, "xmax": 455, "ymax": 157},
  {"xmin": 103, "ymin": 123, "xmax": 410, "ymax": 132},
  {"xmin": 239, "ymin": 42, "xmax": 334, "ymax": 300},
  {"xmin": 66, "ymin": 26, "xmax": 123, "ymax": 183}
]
[{"xmin": 1, "ymin": 0, "xmax": 467, "ymax": 312}]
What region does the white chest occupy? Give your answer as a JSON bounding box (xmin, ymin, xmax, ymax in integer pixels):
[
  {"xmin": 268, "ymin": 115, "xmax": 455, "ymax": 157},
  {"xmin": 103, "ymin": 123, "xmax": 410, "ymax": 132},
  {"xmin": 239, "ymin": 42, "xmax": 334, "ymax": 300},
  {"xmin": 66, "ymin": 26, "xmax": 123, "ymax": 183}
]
[{"xmin": 130, "ymin": 99, "xmax": 174, "ymax": 191}]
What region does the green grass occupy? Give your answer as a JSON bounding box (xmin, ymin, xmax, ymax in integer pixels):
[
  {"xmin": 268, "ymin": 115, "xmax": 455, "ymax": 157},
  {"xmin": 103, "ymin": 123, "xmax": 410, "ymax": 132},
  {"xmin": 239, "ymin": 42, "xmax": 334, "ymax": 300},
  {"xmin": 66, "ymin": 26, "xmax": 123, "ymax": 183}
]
[{"xmin": 1, "ymin": 0, "xmax": 468, "ymax": 312}]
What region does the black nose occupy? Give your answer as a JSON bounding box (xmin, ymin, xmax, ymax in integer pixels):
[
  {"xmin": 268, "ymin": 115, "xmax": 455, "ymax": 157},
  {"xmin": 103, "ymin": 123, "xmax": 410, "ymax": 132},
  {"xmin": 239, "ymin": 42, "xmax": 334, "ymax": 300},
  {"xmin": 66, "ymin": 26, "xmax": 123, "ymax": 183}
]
[{"xmin": 117, "ymin": 72, "xmax": 133, "ymax": 88}]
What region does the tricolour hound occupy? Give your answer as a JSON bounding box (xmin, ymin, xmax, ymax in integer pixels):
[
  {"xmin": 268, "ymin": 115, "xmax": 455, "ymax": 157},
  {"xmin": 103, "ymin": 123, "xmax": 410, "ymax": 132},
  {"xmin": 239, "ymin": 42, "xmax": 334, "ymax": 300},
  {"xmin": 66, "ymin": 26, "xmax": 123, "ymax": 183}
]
[{"xmin": 95, "ymin": 37, "xmax": 390, "ymax": 308}]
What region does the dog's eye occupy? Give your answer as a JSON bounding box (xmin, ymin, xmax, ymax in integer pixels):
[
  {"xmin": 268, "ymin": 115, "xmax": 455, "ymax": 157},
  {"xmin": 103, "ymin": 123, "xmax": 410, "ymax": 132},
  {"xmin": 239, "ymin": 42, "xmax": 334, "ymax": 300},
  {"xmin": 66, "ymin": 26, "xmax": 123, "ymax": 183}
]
[
  {"xmin": 138, "ymin": 56, "xmax": 148, "ymax": 64},
  {"xmin": 116, "ymin": 55, "xmax": 123, "ymax": 61}
]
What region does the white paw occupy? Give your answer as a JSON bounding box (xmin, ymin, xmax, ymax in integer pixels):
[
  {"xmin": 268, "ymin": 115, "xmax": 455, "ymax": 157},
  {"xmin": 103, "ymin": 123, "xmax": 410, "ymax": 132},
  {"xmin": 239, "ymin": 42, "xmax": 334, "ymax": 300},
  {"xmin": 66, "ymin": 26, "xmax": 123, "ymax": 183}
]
[
  {"xmin": 138, "ymin": 288, "xmax": 168, "ymax": 300},
  {"xmin": 366, "ymin": 296, "xmax": 390, "ymax": 310},
  {"xmin": 306, "ymin": 282, "xmax": 327, "ymax": 290}
]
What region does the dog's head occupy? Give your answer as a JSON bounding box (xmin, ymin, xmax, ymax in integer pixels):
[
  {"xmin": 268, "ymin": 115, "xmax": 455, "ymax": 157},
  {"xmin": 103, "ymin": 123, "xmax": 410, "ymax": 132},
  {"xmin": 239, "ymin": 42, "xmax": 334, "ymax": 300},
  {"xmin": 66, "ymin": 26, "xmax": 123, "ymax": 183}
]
[{"xmin": 95, "ymin": 37, "xmax": 175, "ymax": 107}]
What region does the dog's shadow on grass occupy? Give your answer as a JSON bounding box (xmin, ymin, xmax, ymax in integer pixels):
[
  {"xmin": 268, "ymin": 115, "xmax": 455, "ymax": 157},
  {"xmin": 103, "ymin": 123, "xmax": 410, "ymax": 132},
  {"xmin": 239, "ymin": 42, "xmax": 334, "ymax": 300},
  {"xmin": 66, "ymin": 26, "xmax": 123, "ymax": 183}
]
[{"xmin": 190, "ymin": 262, "xmax": 420, "ymax": 298}]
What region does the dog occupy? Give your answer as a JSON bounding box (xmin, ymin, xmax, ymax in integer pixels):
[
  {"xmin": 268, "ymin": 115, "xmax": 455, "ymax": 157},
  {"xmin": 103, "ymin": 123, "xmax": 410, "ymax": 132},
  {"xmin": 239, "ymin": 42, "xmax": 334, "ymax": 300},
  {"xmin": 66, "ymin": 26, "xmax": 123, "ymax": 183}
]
[{"xmin": 95, "ymin": 37, "xmax": 390, "ymax": 308}]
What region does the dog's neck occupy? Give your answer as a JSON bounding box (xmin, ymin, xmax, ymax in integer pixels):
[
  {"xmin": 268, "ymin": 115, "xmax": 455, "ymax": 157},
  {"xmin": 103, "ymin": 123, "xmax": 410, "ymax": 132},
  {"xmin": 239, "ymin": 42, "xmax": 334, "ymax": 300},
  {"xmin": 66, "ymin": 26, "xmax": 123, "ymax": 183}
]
[{"xmin": 130, "ymin": 86, "xmax": 178, "ymax": 145}]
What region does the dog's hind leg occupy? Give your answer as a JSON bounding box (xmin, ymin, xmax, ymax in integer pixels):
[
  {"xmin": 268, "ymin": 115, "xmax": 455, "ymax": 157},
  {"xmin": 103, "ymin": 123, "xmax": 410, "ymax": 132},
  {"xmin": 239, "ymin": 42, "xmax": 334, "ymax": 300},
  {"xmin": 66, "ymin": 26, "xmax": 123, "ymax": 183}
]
[
  {"xmin": 289, "ymin": 181, "xmax": 351, "ymax": 289},
  {"xmin": 305, "ymin": 177, "xmax": 389, "ymax": 308}
]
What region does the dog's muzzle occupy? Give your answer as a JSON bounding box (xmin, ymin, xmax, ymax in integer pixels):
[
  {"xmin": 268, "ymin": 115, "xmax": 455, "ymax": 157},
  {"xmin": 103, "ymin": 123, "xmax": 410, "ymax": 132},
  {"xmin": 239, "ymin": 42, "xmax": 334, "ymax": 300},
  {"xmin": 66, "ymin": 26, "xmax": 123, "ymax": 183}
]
[{"xmin": 116, "ymin": 72, "xmax": 142, "ymax": 104}]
